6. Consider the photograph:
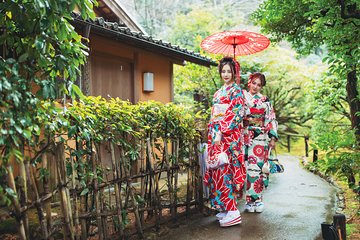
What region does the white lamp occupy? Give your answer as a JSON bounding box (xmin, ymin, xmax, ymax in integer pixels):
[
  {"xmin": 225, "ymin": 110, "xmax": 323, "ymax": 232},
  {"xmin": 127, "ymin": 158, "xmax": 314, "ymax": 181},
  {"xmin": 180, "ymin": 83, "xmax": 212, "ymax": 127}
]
[{"xmin": 143, "ymin": 72, "xmax": 154, "ymax": 92}]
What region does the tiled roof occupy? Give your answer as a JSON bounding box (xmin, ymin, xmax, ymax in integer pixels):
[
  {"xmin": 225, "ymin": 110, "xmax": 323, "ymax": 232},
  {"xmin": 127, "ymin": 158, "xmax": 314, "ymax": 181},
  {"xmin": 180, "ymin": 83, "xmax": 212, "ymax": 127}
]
[{"xmin": 72, "ymin": 15, "xmax": 217, "ymax": 67}]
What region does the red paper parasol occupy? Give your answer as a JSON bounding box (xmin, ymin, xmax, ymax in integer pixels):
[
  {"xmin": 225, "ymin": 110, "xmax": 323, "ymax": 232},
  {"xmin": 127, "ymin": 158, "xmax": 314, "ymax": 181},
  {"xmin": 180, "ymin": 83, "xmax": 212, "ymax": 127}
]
[{"xmin": 200, "ymin": 30, "xmax": 270, "ymax": 58}]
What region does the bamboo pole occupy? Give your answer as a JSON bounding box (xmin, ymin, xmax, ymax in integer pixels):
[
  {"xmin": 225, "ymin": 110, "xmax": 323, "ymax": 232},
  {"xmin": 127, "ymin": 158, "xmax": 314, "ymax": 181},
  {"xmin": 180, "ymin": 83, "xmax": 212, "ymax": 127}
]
[
  {"xmin": 139, "ymin": 139, "xmax": 145, "ymax": 225},
  {"xmin": 69, "ymin": 152, "xmax": 80, "ymax": 240},
  {"xmin": 196, "ymin": 143, "xmax": 204, "ymax": 212},
  {"xmin": 119, "ymin": 145, "xmax": 144, "ymax": 239},
  {"xmin": 116, "ymin": 142, "xmax": 125, "ymax": 239},
  {"xmin": 55, "ymin": 143, "xmax": 75, "ymax": 240},
  {"xmin": 146, "ymin": 138, "xmax": 160, "ymax": 226},
  {"xmin": 193, "ymin": 141, "xmax": 202, "ymax": 211},
  {"xmin": 95, "ymin": 143, "xmax": 108, "ymax": 239},
  {"xmin": 174, "ymin": 140, "xmax": 179, "ymax": 218},
  {"xmin": 92, "ymin": 143, "xmax": 104, "ymax": 240},
  {"xmin": 77, "ymin": 140, "xmax": 88, "ymax": 240},
  {"xmin": 151, "ymin": 137, "xmax": 161, "ymax": 228},
  {"xmin": 186, "ymin": 144, "xmax": 193, "ymax": 216},
  {"xmin": 163, "ymin": 138, "xmax": 175, "ymax": 221},
  {"xmin": 18, "ymin": 146, "xmax": 29, "ymax": 239},
  {"xmin": 6, "ymin": 162, "xmax": 27, "ymax": 240},
  {"xmin": 65, "ymin": 164, "xmax": 74, "ymax": 239},
  {"xmin": 42, "ymin": 153, "xmax": 54, "ymax": 240},
  {"xmin": 110, "ymin": 142, "xmax": 124, "ymax": 237},
  {"xmin": 26, "ymin": 158, "xmax": 49, "ymax": 239},
  {"xmin": 145, "ymin": 137, "xmax": 153, "ymax": 218}
]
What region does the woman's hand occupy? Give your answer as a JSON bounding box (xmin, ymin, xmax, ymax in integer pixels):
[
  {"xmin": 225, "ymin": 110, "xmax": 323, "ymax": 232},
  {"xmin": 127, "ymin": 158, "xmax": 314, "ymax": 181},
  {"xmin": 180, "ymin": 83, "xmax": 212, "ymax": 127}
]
[
  {"xmin": 269, "ymin": 138, "xmax": 276, "ymax": 149},
  {"xmin": 214, "ymin": 132, "xmax": 222, "ymax": 145}
]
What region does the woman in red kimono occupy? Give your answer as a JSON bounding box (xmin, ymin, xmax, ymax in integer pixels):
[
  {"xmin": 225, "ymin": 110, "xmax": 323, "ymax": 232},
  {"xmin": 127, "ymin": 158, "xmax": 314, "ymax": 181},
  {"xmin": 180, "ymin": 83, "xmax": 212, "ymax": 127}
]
[{"xmin": 203, "ymin": 57, "xmax": 246, "ymax": 227}]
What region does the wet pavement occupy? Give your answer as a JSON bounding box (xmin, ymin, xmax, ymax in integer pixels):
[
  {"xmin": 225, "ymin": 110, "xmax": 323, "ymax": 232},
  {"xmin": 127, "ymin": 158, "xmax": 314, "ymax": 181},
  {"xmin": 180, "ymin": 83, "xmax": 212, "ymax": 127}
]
[{"xmin": 160, "ymin": 155, "xmax": 338, "ymax": 240}]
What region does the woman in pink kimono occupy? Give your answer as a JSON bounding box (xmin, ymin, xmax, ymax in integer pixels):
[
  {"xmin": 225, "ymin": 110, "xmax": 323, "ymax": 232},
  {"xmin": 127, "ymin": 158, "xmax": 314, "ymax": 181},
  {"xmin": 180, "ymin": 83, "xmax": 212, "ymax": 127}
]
[
  {"xmin": 203, "ymin": 57, "xmax": 246, "ymax": 227},
  {"xmin": 243, "ymin": 72, "xmax": 278, "ymax": 213}
]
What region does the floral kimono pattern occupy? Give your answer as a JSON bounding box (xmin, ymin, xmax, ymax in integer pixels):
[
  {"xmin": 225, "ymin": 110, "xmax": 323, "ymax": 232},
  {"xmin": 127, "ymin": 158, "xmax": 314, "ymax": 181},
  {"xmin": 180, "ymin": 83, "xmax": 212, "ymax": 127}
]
[
  {"xmin": 203, "ymin": 83, "xmax": 246, "ymax": 211},
  {"xmin": 243, "ymin": 90, "xmax": 278, "ymax": 202}
]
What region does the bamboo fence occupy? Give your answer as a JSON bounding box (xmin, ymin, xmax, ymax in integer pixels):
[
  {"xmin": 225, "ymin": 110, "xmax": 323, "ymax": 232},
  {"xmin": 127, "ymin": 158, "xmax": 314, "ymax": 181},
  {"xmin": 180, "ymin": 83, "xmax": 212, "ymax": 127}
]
[
  {"xmin": 1, "ymin": 131, "xmax": 206, "ymax": 240},
  {"xmin": 0, "ymin": 97, "xmax": 210, "ymax": 239}
]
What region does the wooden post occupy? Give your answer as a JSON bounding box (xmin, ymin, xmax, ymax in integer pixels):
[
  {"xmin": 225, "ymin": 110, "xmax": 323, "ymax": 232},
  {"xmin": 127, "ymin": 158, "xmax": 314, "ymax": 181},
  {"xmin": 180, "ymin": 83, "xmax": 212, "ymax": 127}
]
[
  {"xmin": 333, "ymin": 214, "xmax": 346, "ymax": 240},
  {"xmin": 313, "ymin": 149, "xmax": 318, "ymax": 163},
  {"xmin": 304, "ymin": 136, "xmax": 309, "ymax": 157},
  {"xmin": 287, "ymin": 135, "xmax": 291, "ymax": 152},
  {"xmin": 321, "ymin": 222, "xmax": 334, "ymax": 240}
]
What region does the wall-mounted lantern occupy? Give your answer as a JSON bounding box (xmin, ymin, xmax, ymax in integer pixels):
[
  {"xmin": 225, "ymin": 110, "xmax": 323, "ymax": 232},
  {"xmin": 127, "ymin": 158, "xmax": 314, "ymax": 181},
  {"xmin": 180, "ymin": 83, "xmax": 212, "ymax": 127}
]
[{"xmin": 143, "ymin": 72, "xmax": 154, "ymax": 92}]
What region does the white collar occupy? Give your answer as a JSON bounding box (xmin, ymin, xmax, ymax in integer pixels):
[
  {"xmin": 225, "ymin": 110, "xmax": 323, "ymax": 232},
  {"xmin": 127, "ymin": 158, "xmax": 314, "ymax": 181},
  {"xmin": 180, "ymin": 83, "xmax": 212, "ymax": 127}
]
[{"xmin": 245, "ymin": 90, "xmax": 263, "ymax": 99}]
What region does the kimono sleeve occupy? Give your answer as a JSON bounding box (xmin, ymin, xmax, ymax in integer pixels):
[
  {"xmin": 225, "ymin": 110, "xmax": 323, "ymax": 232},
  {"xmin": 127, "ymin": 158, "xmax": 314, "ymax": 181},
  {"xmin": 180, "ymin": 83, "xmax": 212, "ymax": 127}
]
[
  {"xmin": 264, "ymin": 98, "xmax": 278, "ymax": 140},
  {"xmin": 218, "ymin": 88, "xmax": 245, "ymax": 135}
]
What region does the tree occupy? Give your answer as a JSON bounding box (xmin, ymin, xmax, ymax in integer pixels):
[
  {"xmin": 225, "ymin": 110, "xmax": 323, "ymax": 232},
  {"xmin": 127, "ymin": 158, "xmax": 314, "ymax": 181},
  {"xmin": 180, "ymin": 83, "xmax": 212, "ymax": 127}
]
[
  {"xmin": 0, "ymin": 1, "xmax": 96, "ymax": 239},
  {"xmin": 252, "ymin": 0, "xmax": 360, "ymax": 145},
  {"xmin": 126, "ymin": 1, "xmax": 330, "ymax": 145},
  {"xmin": 308, "ymin": 73, "xmax": 359, "ymax": 193},
  {"xmin": 165, "ymin": 4, "xmax": 326, "ymax": 142}
]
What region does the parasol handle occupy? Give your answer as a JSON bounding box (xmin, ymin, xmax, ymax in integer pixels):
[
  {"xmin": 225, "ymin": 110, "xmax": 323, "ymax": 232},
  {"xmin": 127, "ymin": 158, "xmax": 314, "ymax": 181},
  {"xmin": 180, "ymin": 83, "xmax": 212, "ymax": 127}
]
[
  {"xmin": 232, "ymin": 44, "xmax": 237, "ymax": 59},
  {"xmin": 232, "ymin": 37, "xmax": 237, "ymax": 58}
]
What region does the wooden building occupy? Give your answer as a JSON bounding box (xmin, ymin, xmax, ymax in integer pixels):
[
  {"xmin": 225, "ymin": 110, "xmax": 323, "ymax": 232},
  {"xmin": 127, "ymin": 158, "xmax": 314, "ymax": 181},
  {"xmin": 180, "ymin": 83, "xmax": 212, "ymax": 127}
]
[{"xmin": 73, "ymin": 0, "xmax": 216, "ymax": 103}]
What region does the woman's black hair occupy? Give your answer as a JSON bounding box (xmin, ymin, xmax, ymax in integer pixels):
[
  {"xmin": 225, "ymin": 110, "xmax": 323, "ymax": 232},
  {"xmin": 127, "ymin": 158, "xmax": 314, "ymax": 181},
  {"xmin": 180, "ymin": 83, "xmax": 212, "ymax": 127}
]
[{"xmin": 218, "ymin": 57, "xmax": 236, "ymax": 78}]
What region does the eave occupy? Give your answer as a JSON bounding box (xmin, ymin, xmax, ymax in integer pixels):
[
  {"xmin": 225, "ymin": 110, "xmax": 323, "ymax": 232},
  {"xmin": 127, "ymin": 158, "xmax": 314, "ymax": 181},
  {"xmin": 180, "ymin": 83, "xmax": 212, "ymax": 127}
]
[{"xmin": 72, "ymin": 16, "xmax": 217, "ymax": 68}]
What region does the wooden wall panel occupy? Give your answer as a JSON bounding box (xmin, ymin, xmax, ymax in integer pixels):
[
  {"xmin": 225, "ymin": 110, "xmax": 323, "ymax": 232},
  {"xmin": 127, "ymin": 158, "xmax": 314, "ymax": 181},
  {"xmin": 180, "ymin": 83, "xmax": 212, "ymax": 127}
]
[{"xmin": 90, "ymin": 52, "xmax": 134, "ymax": 102}]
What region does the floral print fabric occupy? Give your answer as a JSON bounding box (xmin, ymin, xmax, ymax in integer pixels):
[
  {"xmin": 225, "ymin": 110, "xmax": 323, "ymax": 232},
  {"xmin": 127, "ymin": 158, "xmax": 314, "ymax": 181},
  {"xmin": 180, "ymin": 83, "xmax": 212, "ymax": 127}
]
[{"xmin": 203, "ymin": 83, "xmax": 246, "ymax": 211}]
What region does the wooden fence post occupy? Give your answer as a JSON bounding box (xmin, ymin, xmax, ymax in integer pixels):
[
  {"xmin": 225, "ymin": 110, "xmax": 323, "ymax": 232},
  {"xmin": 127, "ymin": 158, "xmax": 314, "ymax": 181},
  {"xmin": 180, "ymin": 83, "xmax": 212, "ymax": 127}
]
[
  {"xmin": 333, "ymin": 214, "xmax": 346, "ymax": 240},
  {"xmin": 313, "ymin": 149, "xmax": 318, "ymax": 163}
]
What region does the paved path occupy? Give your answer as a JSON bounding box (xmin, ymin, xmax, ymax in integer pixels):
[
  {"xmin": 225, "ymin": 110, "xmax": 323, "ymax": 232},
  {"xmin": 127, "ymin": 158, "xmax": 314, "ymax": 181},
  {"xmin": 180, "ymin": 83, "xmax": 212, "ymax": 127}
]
[{"xmin": 160, "ymin": 155, "xmax": 338, "ymax": 240}]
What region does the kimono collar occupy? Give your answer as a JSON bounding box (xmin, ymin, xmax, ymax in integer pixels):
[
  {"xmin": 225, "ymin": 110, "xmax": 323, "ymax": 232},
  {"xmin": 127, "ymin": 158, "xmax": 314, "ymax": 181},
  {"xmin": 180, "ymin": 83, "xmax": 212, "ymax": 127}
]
[
  {"xmin": 222, "ymin": 82, "xmax": 237, "ymax": 90},
  {"xmin": 245, "ymin": 90, "xmax": 263, "ymax": 99}
]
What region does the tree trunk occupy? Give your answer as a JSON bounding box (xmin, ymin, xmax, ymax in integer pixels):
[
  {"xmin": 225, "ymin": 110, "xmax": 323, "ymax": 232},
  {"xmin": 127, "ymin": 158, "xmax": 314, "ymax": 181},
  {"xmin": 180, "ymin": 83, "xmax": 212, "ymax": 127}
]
[{"xmin": 346, "ymin": 69, "xmax": 360, "ymax": 146}]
